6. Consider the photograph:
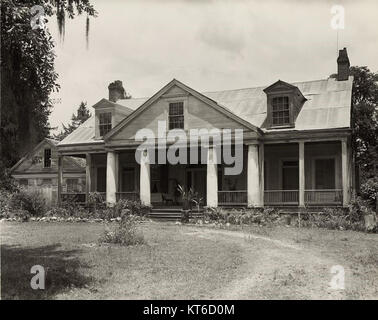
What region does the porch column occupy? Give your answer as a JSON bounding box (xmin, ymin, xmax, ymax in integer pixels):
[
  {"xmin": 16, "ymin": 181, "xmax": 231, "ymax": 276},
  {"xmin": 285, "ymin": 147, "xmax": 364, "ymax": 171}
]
[
  {"xmin": 140, "ymin": 150, "xmax": 151, "ymax": 206},
  {"xmin": 206, "ymin": 146, "xmax": 218, "ymax": 207},
  {"xmin": 57, "ymin": 155, "xmax": 63, "ymax": 205},
  {"xmin": 247, "ymin": 144, "xmax": 260, "ymax": 207},
  {"xmin": 85, "ymin": 153, "xmax": 92, "ymax": 205},
  {"xmin": 259, "ymin": 143, "xmax": 264, "ymax": 206},
  {"xmin": 341, "ymin": 138, "xmax": 350, "ymax": 207},
  {"xmin": 299, "ymin": 141, "xmax": 305, "ymax": 207},
  {"xmin": 106, "ymin": 151, "xmax": 117, "ymax": 206}
]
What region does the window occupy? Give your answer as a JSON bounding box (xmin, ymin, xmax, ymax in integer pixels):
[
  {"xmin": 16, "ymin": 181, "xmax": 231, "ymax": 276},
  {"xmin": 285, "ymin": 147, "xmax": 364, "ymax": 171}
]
[
  {"xmin": 282, "ymin": 160, "xmax": 299, "ymax": 190},
  {"xmin": 18, "ymin": 179, "xmax": 28, "ymax": 186},
  {"xmin": 66, "ymin": 178, "xmax": 79, "ymax": 192},
  {"xmin": 99, "ymin": 112, "xmax": 112, "ymax": 136},
  {"xmin": 44, "ymin": 148, "xmax": 51, "ymax": 168},
  {"xmin": 169, "ymin": 102, "xmax": 184, "ymax": 130},
  {"xmin": 272, "ymin": 96, "xmax": 290, "ymax": 126},
  {"xmin": 315, "ymin": 159, "xmax": 335, "ymax": 189}
]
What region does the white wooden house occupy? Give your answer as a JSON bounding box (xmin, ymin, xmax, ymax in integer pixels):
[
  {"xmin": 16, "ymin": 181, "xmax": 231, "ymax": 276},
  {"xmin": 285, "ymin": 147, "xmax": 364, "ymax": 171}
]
[{"xmin": 56, "ymin": 48, "xmax": 355, "ymax": 210}]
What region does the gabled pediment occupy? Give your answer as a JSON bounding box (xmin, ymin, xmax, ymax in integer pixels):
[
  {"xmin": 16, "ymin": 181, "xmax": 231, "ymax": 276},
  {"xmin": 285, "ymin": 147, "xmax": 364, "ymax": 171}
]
[
  {"xmin": 104, "ymin": 79, "xmax": 262, "ymax": 142},
  {"xmin": 263, "ymin": 80, "xmax": 299, "ymax": 93}
]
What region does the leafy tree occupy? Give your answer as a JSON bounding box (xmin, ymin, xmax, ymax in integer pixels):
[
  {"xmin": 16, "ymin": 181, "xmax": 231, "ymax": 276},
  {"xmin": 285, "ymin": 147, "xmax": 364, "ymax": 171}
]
[
  {"xmin": 349, "ymin": 66, "xmax": 378, "ymax": 181},
  {"xmin": 331, "ymin": 66, "xmax": 378, "ymax": 182},
  {"xmin": 53, "ymin": 101, "xmax": 91, "ymax": 141},
  {"xmin": 0, "ymin": 0, "xmax": 96, "ymax": 169}
]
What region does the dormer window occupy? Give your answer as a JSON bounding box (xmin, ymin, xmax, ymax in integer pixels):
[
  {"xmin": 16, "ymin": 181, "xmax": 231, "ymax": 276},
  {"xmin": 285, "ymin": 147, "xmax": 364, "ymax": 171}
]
[
  {"xmin": 169, "ymin": 102, "xmax": 184, "ymax": 129},
  {"xmin": 99, "ymin": 112, "xmax": 112, "ymax": 136},
  {"xmin": 272, "ymin": 96, "xmax": 290, "ymax": 126},
  {"xmin": 263, "ymin": 80, "xmax": 307, "ymax": 129}
]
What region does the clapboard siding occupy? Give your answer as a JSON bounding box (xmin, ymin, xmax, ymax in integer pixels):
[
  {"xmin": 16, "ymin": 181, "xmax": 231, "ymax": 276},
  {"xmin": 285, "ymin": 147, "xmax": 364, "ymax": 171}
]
[
  {"xmin": 110, "ymin": 84, "xmax": 255, "ymax": 142},
  {"xmin": 13, "ymin": 140, "xmax": 84, "ymax": 174}
]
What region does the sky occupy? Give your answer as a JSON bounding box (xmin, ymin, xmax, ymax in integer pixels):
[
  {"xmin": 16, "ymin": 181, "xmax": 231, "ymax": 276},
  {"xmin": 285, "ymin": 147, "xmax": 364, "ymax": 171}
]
[{"xmin": 48, "ymin": 0, "xmax": 378, "ymax": 132}]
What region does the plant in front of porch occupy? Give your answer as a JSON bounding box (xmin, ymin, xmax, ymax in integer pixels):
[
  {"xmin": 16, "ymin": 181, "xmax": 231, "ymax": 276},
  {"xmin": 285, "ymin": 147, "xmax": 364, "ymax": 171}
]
[
  {"xmin": 177, "ymin": 184, "xmax": 195, "ymax": 223},
  {"xmin": 100, "ymin": 213, "xmax": 145, "ymax": 246}
]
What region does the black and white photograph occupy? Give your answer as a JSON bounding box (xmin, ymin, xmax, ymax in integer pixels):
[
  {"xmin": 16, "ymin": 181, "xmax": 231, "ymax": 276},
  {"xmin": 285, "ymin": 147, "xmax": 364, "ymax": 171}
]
[{"xmin": 0, "ymin": 0, "xmax": 377, "ymax": 305}]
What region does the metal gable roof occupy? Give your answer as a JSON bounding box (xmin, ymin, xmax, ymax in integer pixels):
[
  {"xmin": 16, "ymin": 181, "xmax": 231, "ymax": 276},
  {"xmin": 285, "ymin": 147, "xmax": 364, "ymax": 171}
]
[
  {"xmin": 58, "ymin": 76, "xmax": 353, "ymax": 146},
  {"xmin": 204, "ymin": 76, "xmax": 353, "ymax": 131}
]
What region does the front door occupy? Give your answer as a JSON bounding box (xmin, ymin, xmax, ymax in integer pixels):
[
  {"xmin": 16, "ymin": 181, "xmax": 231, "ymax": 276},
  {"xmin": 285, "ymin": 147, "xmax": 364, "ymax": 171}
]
[
  {"xmin": 186, "ymin": 168, "xmax": 207, "ymax": 205},
  {"xmin": 281, "ymin": 160, "xmax": 299, "ymax": 203},
  {"xmin": 282, "ymin": 161, "xmax": 299, "ymax": 190}
]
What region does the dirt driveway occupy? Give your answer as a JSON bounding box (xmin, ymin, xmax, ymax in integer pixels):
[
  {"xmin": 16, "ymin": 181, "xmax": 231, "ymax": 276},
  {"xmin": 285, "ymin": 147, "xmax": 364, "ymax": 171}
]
[
  {"xmin": 181, "ymin": 225, "xmax": 378, "ymax": 300},
  {"xmin": 1, "ymin": 221, "xmax": 377, "ymax": 299}
]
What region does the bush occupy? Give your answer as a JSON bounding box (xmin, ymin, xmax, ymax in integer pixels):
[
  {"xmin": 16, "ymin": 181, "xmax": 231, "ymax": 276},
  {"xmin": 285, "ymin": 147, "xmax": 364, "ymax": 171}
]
[
  {"xmin": 10, "ymin": 189, "xmax": 47, "ymax": 216},
  {"xmin": 303, "ymin": 196, "xmax": 376, "ymax": 232},
  {"xmin": 88, "ymin": 192, "xmax": 106, "ymax": 211},
  {"xmin": 46, "ymin": 206, "xmax": 70, "ymax": 217},
  {"xmin": 0, "ymin": 163, "xmax": 19, "ymax": 192},
  {"xmin": 0, "ymin": 189, "xmax": 14, "ymax": 218},
  {"xmin": 360, "ymin": 177, "xmax": 378, "ymax": 207},
  {"xmin": 100, "ymin": 215, "xmax": 145, "ymax": 246},
  {"xmin": 114, "ymin": 199, "xmax": 150, "ymax": 216},
  {"xmin": 13, "ymin": 209, "xmax": 31, "ymax": 222},
  {"xmin": 204, "ymin": 207, "xmax": 281, "ymax": 226},
  {"xmin": 61, "ymin": 199, "xmax": 88, "ymax": 217}
]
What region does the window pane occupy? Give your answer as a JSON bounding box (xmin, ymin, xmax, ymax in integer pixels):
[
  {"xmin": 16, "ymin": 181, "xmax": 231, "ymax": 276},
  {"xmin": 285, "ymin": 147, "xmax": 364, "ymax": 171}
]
[
  {"xmin": 99, "ymin": 112, "xmax": 112, "ymax": 136},
  {"xmin": 169, "ymin": 102, "xmax": 184, "ymax": 129},
  {"xmin": 44, "ymin": 149, "xmax": 51, "ymax": 168},
  {"xmin": 272, "ymin": 96, "xmax": 290, "ymax": 126}
]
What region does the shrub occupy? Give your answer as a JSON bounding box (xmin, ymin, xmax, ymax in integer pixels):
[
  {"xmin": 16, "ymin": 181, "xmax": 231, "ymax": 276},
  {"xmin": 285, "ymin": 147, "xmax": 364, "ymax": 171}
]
[
  {"xmin": 0, "ymin": 164, "xmax": 19, "ymax": 192},
  {"xmin": 114, "ymin": 199, "xmax": 150, "ymax": 216},
  {"xmin": 46, "ymin": 206, "xmax": 70, "ymax": 217},
  {"xmin": 204, "ymin": 207, "xmax": 281, "ymax": 226},
  {"xmin": 13, "ymin": 209, "xmax": 31, "ymax": 222},
  {"xmin": 10, "ymin": 189, "xmax": 47, "ymax": 216},
  {"xmin": 88, "ymin": 192, "xmax": 106, "ymax": 211},
  {"xmin": 347, "ymin": 195, "xmax": 373, "ymax": 223},
  {"xmin": 100, "ymin": 214, "xmax": 145, "ymax": 246},
  {"xmin": 61, "ymin": 198, "xmax": 88, "ymax": 217},
  {"xmin": 360, "ymin": 177, "xmax": 378, "ymax": 207},
  {"xmin": 306, "ymin": 208, "xmax": 365, "ymax": 231},
  {"xmin": 0, "ymin": 189, "xmax": 14, "ymax": 218},
  {"xmin": 304, "ymin": 196, "xmax": 376, "ymax": 232}
]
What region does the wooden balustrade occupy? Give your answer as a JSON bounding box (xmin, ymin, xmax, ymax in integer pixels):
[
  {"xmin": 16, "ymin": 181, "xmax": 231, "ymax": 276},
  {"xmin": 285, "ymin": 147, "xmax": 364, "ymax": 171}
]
[
  {"xmin": 218, "ymin": 190, "xmax": 247, "ymax": 206},
  {"xmin": 264, "ymin": 190, "xmax": 299, "ymax": 205},
  {"xmin": 116, "ymin": 192, "xmax": 140, "ymax": 202},
  {"xmin": 304, "ymin": 189, "xmax": 343, "ymax": 205}
]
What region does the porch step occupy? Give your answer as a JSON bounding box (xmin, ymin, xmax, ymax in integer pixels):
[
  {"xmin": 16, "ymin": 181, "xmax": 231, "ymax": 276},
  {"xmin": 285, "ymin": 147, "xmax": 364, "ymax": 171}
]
[{"xmin": 148, "ymin": 209, "xmax": 204, "ymax": 221}]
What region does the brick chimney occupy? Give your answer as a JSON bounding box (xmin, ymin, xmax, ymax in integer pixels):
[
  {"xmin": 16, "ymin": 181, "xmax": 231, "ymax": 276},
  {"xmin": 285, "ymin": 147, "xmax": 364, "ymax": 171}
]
[
  {"xmin": 108, "ymin": 80, "xmax": 126, "ymax": 102},
  {"xmin": 337, "ymin": 48, "xmax": 350, "ymax": 81}
]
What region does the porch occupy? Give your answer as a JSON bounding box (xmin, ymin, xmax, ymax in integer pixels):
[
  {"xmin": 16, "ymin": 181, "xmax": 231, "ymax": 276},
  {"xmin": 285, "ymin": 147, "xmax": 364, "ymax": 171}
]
[{"xmin": 57, "ymin": 139, "xmax": 352, "ymax": 208}]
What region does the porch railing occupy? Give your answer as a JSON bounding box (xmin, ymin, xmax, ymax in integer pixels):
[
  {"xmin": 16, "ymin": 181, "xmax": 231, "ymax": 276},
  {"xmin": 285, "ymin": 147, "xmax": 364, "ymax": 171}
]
[
  {"xmin": 218, "ymin": 190, "xmax": 247, "ymax": 206},
  {"xmin": 116, "ymin": 192, "xmax": 140, "ymax": 202},
  {"xmin": 61, "ymin": 192, "xmax": 86, "ymax": 204},
  {"xmin": 264, "ymin": 190, "xmax": 299, "ymax": 205},
  {"xmin": 305, "ymin": 189, "xmax": 343, "ymax": 205}
]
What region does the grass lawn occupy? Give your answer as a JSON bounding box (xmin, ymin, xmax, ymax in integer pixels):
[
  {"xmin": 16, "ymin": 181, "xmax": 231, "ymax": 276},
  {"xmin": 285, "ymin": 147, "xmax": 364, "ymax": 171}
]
[{"xmin": 1, "ymin": 220, "xmax": 377, "ymax": 299}]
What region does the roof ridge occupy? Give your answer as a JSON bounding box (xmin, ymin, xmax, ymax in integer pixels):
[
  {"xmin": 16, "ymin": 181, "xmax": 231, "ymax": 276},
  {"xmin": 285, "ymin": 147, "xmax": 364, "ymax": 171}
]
[{"xmin": 203, "ymin": 78, "xmax": 329, "ymax": 95}]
